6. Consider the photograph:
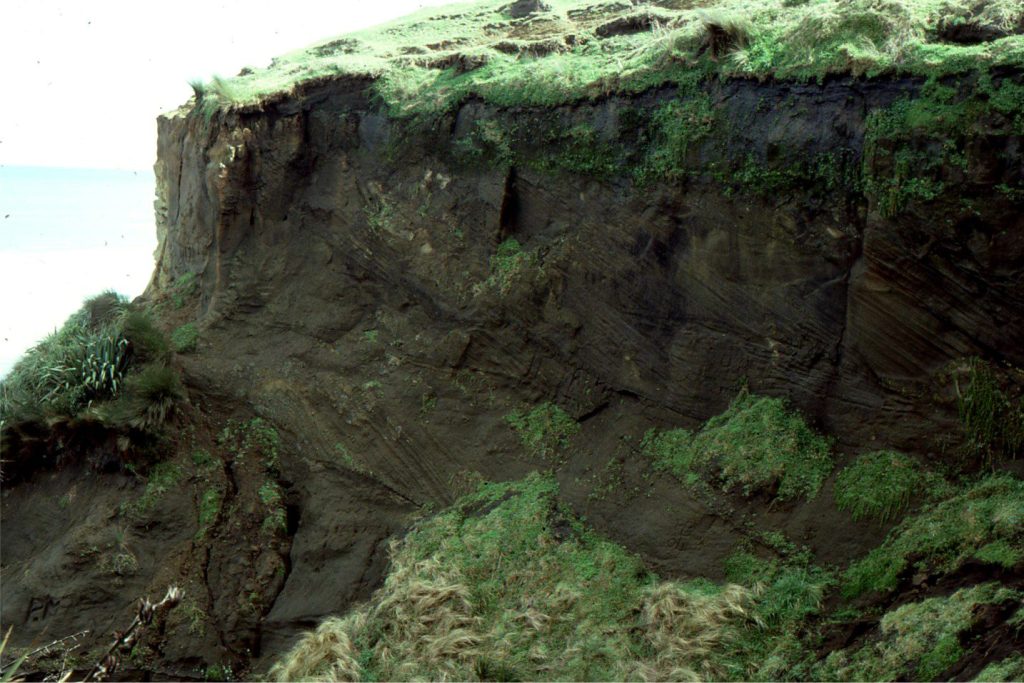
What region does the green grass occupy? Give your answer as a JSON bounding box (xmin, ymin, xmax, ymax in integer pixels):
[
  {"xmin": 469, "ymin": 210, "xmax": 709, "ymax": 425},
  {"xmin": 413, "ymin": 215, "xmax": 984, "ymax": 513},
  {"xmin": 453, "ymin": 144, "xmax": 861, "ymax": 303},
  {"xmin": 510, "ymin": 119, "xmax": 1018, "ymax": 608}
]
[
  {"xmin": 270, "ymin": 472, "xmax": 763, "ymax": 682},
  {"xmin": 720, "ymin": 538, "xmax": 834, "ymax": 680},
  {"xmin": 258, "ymin": 480, "xmax": 287, "ymax": 535},
  {"xmin": 484, "ymin": 237, "xmax": 538, "ymax": 294},
  {"xmin": 955, "ymin": 358, "xmax": 1024, "ymax": 466},
  {"xmin": 187, "ymin": 0, "xmax": 1024, "ymax": 120},
  {"xmin": 974, "ymin": 654, "xmax": 1024, "ymax": 682},
  {"xmin": 98, "ymin": 363, "xmax": 185, "ymax": 432},
  {"xmin": 834, "ymin": 450, "xmax": 951, "ymax": 523},
  {"xmin": 171, "ymin": 323, "xmax": 199, "ymax": 354},
  {"xmin": 815, "ymin": 582, "xmax": 1023, "ymax": 681},
  {"xmin": 195, "ymin": 487, "xmax": 223, "ymax": 541},
  {"xmin": 171, "ymin": 272, "xmax": 199, "ymax": 309},
  {"xmin": 218, "ymin": 417, "xmax": 281, "ymax": 472},
  {"xmin": 505, "ymin": 402, "xmax": 579, "ymax": 462},
  {"xmin": 642, "ymin": 390, "xmax": 834, "ymax": 502},
  {"xmin": 120, "ymin": 309, "xmax": 171, "ymax": 363},
  {"xmin": 0, "ymin": 292, "xmax": 131, "ymax": 420},
  {"xmin": 126, "ymin": 462, "xmax": 184, "ymax": 517},
  {"xmin": 843, "ymin": 474, "xmax": 1024, "ymax": 598}
]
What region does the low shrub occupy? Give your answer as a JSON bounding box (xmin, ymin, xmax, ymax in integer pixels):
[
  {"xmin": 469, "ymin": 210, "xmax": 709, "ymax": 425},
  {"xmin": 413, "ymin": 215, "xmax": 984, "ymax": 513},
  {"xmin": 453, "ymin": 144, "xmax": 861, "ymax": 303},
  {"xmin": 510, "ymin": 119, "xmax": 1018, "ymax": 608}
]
[{"xmin": 120, "ymin": 309, "xmax": 170, "ymax": 364}]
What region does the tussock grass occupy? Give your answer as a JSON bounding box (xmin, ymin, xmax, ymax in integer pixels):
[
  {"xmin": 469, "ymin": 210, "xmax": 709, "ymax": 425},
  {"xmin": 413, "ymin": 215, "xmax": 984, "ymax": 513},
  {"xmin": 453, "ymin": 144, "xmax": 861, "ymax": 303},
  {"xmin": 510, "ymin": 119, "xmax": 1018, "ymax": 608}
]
[
  {"xmin": 643, "ymin": 389, "xmax": 834, "ymax": 501},
  {"xmin": 187, "ymin": 0, "xmax": 1024, "ymax": 119},
  {"xmin": 1, "ymin": 292, "xmax": 131, "ymax": 420},
  {"xmin": 834, "ymin": 449, "xmax": 951, "ymax": 523},
  {"xmin": 843, "ymin": 474, "xmax": 1024, "ymax": 598},
  {"xmin": 271, "ymin": 473, "xmax": 761, "ymax": 681}
]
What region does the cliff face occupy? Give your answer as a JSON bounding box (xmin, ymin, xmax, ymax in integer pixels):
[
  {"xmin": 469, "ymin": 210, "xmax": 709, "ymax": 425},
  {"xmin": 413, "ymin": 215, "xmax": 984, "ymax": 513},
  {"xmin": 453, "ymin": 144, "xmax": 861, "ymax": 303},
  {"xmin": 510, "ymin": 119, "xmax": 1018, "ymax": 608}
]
[
  {"xmin": 144, "ymin": 70, "xmax": 1024, "ymax": 663},
  {"xmin": 3, "ymin": 52, "xmax": 1024, "ymax": 679},
  {"xmin": 153, "ymin": 73, "xmax": 1023, "ymax": 454}
]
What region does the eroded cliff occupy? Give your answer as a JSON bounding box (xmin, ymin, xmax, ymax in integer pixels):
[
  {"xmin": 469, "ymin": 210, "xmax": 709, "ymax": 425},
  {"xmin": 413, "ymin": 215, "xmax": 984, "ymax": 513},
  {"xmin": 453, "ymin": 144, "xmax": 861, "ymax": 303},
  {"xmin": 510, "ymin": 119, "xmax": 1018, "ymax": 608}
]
[{"xmin": 3, "ymin": 0, "xmax": 1024, "ymax": 679}]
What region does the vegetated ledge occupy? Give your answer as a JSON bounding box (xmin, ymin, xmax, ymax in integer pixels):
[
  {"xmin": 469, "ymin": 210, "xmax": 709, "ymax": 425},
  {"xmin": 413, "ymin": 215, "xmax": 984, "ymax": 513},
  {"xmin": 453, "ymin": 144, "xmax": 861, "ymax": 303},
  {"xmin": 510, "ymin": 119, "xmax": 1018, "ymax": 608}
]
[{"xmin": 185, "ymin": 0, "xmax": 1024, "ymax": 119}]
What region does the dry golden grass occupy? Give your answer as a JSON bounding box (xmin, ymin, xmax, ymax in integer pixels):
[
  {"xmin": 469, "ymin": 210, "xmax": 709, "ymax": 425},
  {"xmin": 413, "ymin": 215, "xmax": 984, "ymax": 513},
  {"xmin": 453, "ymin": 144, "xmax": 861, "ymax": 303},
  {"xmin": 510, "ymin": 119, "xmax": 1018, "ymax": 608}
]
[{"xmin": 271, "ymin": 476, "xmax": 757, "ymax": 682}]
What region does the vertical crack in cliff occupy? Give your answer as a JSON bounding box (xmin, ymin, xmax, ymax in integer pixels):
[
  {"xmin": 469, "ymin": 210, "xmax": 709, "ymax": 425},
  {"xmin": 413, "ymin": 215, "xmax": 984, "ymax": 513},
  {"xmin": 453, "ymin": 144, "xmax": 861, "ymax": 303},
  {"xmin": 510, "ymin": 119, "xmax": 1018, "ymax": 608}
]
[
  {"xmin": 824, "ymin": 225, "xmax": 866, "ymax": 413},
  {"xmin": 498, "ymin": 166, "xmax": 519, "ymax": 242}
]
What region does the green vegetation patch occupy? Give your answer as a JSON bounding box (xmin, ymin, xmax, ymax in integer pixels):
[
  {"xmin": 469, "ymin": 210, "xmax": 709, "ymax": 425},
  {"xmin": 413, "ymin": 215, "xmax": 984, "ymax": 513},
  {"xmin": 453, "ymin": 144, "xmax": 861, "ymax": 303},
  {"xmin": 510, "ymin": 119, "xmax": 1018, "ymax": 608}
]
[
  {"xmin": 218, "ymin": 417, "xmax": 281, "ymax": 471},
  {"xmin": 196, "ymin": 487, "xmax": 223, "ymax": 541},
  {"xmin": 815, "ymin": 582, "xmax": 1023, "ymax": 681},
  {"xmin": 484, "ymin": 237, "xmax": 538, "ymax": 294},
  {"xmin": 955, "ymin": 357, "xmax": 1024, "ymax": 466},
  {"xmin": 843, "ymin": 474, "xmax": 1024, "ymax": 598},
  {"xmin": 171, "ymin": 271, "xmax": 199, "ymax": 309},
  {"xmin": 171, "ymin": 323, "xmax": 199, "ymax": 354},
  {"xmin": 505, "ymin": 401, "xmax": 580, "ymax": 462},
  {"xmin": 974, "ymin": 654, "xmax": 1024, "ymax": 682},
  {"xmin": 270, "ymin": 473, "xmax": 762, "ymax": 682},
  {"xmin": 0, "ymin": 291, "xmax": 187, "ymax": 446},
  {"xmin": 258, "ymin": 480, "xmax": 287, "ymax": 535},
  {"xmin": 97, "ymin": 363, "xmax": 185, "ymax": 432},
  {"xmin": 721, "ymin": 537, "xmax": 834, "ymax": 680},
  {"xmin": 0, "ymin": 291, "xmax": 130, "ymax": 419},
  {"xmin": 188, "ymin": 0, "xmax": 1024, "ymax": 120},
  {"xmin": 126, "ymin": 461, "xmax": 184, "ymax": 517},
  {"xmin": 834, "ymin": 450, "xmax": 950, "ymax": 523},
  {"xmin": 643, "ymin": 390, "xmax": 833, "ymax": 501}
]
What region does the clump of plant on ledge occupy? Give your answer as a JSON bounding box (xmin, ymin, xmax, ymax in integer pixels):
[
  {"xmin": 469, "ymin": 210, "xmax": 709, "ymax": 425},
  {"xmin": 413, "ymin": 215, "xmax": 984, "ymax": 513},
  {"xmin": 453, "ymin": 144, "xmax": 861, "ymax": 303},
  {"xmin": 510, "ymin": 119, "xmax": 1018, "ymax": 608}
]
[
  {"xmin": 0, "ymin": 291, "xmax": 186, "ymax": 438},
  {"xmin": 643, "ymin": 389, "xmax": 833, "ymax": 501}
]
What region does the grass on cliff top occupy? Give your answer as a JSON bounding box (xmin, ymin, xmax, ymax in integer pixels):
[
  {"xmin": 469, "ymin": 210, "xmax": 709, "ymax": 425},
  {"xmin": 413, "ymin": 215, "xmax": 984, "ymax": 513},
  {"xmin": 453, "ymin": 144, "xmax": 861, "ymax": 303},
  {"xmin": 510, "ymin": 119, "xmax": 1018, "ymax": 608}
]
[{"xmin": 189, "ymin": 0, "xmax": 1024, "ymax": 118}]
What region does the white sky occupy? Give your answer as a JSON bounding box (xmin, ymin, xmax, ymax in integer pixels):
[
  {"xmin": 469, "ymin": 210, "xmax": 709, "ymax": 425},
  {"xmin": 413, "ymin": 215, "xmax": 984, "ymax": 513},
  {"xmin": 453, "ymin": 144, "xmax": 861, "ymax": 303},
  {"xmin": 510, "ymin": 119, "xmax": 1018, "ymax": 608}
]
[
  {"xmin": 0, "ymin": 0, "xmax": 459, "ymax": 170},
  {"xmin": 0, "ymin": 0, "xmax": 460, "ymax": 378}
]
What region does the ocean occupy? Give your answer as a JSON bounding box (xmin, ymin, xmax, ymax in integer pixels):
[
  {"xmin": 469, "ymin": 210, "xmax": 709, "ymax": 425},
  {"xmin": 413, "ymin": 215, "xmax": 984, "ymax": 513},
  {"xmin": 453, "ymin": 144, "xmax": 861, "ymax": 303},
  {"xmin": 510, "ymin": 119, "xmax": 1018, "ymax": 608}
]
[{"xmin": 0, "ymin": 166, "xmax": 158, "ymax": 378}]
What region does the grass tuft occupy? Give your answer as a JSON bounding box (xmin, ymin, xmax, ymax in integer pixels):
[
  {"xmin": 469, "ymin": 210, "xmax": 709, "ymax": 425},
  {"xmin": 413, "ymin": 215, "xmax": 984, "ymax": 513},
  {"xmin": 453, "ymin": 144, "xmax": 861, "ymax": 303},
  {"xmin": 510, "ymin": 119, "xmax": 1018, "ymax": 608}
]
[
  {"xmin": 505, "ymin": 402, "xmax": 579, "ymax": 462},
  {"xmin": 643, "ymin": 390, "xmax": 833, "ymax": 501},
  {"xmin": 843, "ymin": 474, "xmax": 1024, "ymax": 598},
  {"xmin": 834, "ymin": 450, "xmax": 950, "ymax": 523},
  {"xmin": 171, "ymin": 323, "xmax": 199, "ymax": 354}
]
